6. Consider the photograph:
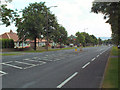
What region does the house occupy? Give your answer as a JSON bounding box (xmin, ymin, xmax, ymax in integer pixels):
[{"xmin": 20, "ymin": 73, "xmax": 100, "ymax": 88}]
[
  {"xmin": 0, "ymin": 30, "xmax": 55, "ymax": 48},
  {"xmin": 0, "ymin": 30, "xmax": 28, "ymax": 48}
]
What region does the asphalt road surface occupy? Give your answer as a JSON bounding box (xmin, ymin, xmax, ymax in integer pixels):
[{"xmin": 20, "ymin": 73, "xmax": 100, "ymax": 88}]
[{"xmin": 1, "ymin": 45, "xmax": 112, "ymax": 88}]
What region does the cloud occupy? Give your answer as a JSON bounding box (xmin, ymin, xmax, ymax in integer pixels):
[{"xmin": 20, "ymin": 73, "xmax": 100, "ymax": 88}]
[{"xmin": 0, "ymin": 0, "xmax": 112, "ymax": 38}]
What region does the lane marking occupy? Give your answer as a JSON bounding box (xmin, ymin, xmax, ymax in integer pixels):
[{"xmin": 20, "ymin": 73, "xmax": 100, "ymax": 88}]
[
  {"xmin": 82, "ymin": 62, "xmax": 90, "ymax": 69},
  {"xmin": 23, "ymin": 62, "xmax": 46, "ymax": 69},
  {"xmin": 24, "ymin": 59, "xmax": 41, "ymax": 62},
  {"xmin": 15, "ymin": 61, "xmax": 35, "ymax": 66},
  {"xmin": 23, "ymin": 58, "xmax": 30, "ymax": 60},
  {"xmin": 91, "ymin": 58, "xmax": 96, "ymax": 61},
  {"xmin": 33, "ymin": 57, "xmax": 38, "ymax": 59},
  {"xmin": 2, "ymin": 63, "xmax": 23, "ymax": 69},
  {"xmin": 57, "ymin": 72, "xmax": 78, "ymax": 88},
  {"xmin": 0, "ymin": 61, "xmax": 13, "ymax": 64},
  {"xmin": 96, "ymin": 55, "xmax": 99, "ymax": 57},
  {"xmin": 0, "ymin": 70, "xmax": 7, "ymax": 76}
]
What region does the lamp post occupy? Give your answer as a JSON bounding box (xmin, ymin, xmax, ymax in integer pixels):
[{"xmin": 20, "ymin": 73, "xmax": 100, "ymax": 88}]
[
  {"xmin": 84, "ymin": 28, "xmax": 88, "ymax": 32},
  {"xmin": 46, "ymin": 6, "xmax": 57, "ymax": 51}
]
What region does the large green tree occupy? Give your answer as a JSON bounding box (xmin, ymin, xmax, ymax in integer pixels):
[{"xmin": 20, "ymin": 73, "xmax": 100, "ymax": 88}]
[
  {"xmin": 81, "ymin": 32, "xmax": 92, "ymax": 45},
  {"xmin": 75, "ymin": 32, "xmax": 85, "ymax": 45},
  {"xmin": 91, "ymin": 2, "xmax": 120, "ymax": 45},
  {"xmin": 16, "ymin": 2, "xmax": 58, "ymax": 50},
  {"xmin": 16, "ymin": 2, "xmax": 48, "ymax": 50},
  {"xmin": 53, "ymin": 25, "xmax": 68, "ymax": 46},
  {"xmin": 90, "ymin": 35, "xmax": 98, "ymax": 45}
]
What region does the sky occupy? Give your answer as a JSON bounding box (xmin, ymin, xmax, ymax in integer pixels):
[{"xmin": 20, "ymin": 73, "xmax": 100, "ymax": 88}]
[{"xmin": 0, "ymin": 0, "xmax": 112, "ymax": 38}]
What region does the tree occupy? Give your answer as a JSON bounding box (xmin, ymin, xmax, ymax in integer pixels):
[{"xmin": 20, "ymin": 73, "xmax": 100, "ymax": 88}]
[
  {"xmin": 53, "ymin": 25, "xmax": 68, "ymax": 47},
  {"xmin": 81, "ymin": 32, "xmax": 92, "ymax": 46},
  {"xmin": 91, "ymin": 2, "xmax": 120, "ymax": 45},
  {"xmin": 98, "ymin": 38, "xmax": 102, "ymax": 45},
  {"xmin": 16, "ymin": 2, "xmax": 48, "ymax": 50},
  {"xmin": 16, "ymin": 2, "xmax": 59, "ymax": 50},
  {"xmin": 75, "ymin": 32, "xmax": 85, "ymax": 45},
  {"xmin": 68, "ymin": 35, "xmax": 76, "ymax": 44},
  {"xmin": 90, "ymin": 35, "xmax": 98, "ymax": 45}
]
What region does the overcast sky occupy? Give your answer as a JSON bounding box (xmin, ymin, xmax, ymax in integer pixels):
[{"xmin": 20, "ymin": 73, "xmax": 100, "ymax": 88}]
[{"xmin": 0, "ymin": 0, "xmax": 112, "ymax": 37}]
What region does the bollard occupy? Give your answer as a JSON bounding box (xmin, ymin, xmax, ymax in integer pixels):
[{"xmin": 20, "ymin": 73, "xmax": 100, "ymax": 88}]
[{"xmin": 75, "ymin": 46, "xmax": 77, "ymax": 51}]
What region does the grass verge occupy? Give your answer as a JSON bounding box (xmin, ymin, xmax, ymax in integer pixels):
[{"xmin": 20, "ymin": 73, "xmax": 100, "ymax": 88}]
[
  {"xmin": 0, "ymin": 53, "xmax": 23, "ymax": 56},
  {"xmin": 102, "ymin": 46, "xmax": 119, "ymax": 88}
]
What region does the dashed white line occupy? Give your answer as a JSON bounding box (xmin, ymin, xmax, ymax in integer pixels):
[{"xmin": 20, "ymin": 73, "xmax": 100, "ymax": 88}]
[
  {"xmin": 57, "ymin": 72, "xmax": 78, "ymax": 88},
  {"xmin": 91, "ymin": 58, "xmax": 96, "ymax": 61},
  {"xmin": 96, "ymin": 55, "xmax": 99, "ymax": 57},
  {"xmin": 82, "ymin": 62, "xmax": 90, "ymax": 69}
]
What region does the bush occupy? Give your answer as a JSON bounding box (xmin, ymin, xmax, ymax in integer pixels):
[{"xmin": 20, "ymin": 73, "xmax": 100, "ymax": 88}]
[{"xmin": 2, "ymin": 39, "xmax": 14, "ymax": 48}]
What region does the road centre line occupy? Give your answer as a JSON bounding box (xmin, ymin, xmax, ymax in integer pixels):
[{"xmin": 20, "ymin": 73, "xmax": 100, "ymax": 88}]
[
  {"xmin": 82, "ymin": 62, "xmax": 90, "ymax": 69},
  {"xmin": 15, "ymin": 61, "xmax": 35, "ymax": 66},
  {"xmin": 2, "ymin": 63, "xmax": 23, "ymax": 69},
  {"xmin": 91, "ymin": 58, "xmax": 96, "ymax": 61},
  {"xmin": 96, "ymin": 55, "xmax": 99, "ymax": 57},
  {"xmin": 57, "ymin": 72, "xmax": 78, "ymax": 88}
]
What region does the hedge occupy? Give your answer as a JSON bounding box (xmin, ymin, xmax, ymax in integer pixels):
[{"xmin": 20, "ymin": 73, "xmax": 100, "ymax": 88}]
[{"xmin": 0, "ymin": 39, "xmax": 14, "ymax": 48}]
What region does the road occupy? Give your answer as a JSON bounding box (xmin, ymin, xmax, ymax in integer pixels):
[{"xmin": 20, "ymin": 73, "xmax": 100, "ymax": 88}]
[{"xmin": 1, "ymin": 45, "xmax": 112, "ymax": 88}]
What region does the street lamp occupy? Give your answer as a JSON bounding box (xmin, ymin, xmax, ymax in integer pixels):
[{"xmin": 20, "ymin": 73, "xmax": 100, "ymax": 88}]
[
  {"xmin": 84, "ymin": 28, "xmax": 88, "ymax": 32},
  {"xmin": 46, "ymin": 6, "xmax": 57, "ymax": 51}
]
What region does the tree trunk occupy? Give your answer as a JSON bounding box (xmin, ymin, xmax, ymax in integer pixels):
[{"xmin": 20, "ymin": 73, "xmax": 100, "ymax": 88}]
[{"xmin": 34, "ymin": 37, "xmax": 37, "ymax": 50}]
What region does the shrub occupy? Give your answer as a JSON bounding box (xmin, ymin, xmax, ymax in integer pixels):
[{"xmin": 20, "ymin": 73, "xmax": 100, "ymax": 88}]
[{"xmin": 2, "ymin": 39, "xmax": 14, "ymax": 48}]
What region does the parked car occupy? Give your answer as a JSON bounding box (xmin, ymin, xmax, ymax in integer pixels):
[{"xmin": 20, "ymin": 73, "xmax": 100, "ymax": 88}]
[
  {"xmin": 69, "ymin": 44, "xmax": 74, "ymax": 47},
  {"xmin": 118, "ymin": 45, "xmax": 120, "ymax": 49}
]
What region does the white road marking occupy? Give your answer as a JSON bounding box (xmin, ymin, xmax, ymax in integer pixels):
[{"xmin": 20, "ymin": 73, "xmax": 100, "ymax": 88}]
[
  {"xmin": 15, "ymin": 61, "xmax": 35, "ymax": 66},
  {"xmin": 23, "ymin": 62, "xmax": 46, "ymax": 69},
  {"xmin": 33, "ymin": 57, "xmax": 38, "ymax": 59},
  {"xmin": 100, "ymin": 53, "xmax": 102, "ymax": 55},
  {"xmin": 96, "ymin": 55, "xmax": 99, "ymax": 57},
  {"xmin": 82, "ymin": 62, "xmax": 90, "ymax": 69},
  {"xmin": 57, "ymin": 72, "xmax": 78, "ymax": 88},
  {"xmin": 0, "ymin": 70, "xmax": 7, "ymax": 76},
  {"xmin": 2, "ymin": 63, "xmax": 23, "ymax": 69},
  {"xmin": 23, "ymin": 58, "xmax": 30, "ymax": 60},
  {"xmin": 54, "ymin": 59, "xmax": 61, "ymax": 61},
  {"xmin": 24, "ymin": 59, "xmax": 39, "ymax": 62},
  {"xmin": 91, "ymin": 58, "xmax": 96, "ymax": 61},
  {"xmin": 0, "ymin": 61, "xmax": 13, "ymax": 64}
]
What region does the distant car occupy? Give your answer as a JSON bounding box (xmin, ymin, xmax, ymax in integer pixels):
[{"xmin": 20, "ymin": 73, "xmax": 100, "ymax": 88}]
[
  {"xmin": 69, "ymin": 44, "xmax": 74, "ymax": 47},
  {"xmin": 118, "ymin": 45, "xmax": 120, "ymax": 49}
]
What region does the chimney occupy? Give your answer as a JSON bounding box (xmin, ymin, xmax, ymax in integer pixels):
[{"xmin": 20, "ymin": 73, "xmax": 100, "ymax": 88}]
[{"xmin": 10, "ymin": 30, "xmax": 13, "ymax": 33}]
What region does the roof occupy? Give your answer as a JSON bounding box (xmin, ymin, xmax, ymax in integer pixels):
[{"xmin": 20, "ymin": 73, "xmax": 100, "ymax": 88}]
[
  {"xmin": 0, "ymin": 30, "xmax": 51, "ymax": 43},
  {"xmin": 0, "ymin": 30, "xmax": 19, "ymax": 42}
]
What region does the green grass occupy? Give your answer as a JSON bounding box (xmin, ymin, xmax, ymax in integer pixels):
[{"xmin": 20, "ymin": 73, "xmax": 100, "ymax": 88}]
[
  {"xmin": 102, "ymin": 46, "xmax": 119, "ymax": 88},
  {"xmin": 0, "ymin": 53, "xmax": 23, "ymax": 56},
  {"xmin": 21, "ymin": 47, "xmax": 75, "ymax": 53}
]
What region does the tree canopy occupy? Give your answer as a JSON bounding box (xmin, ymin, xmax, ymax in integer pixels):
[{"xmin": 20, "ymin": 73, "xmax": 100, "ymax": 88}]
[{"xmin": 91, "ymin": 2, "xmax": 120, "ymax": 45}]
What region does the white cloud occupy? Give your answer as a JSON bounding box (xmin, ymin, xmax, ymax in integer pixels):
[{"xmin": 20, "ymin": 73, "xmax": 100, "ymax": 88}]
[{"xmin": 0, "ymin": 0, "xmax": 112, "ymax": 38}]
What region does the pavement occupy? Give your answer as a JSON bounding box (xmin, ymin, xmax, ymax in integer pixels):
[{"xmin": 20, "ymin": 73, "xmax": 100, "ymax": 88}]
[{"xmin": 1, "ymin": 45, "xmax": 112, "ymax": 88}]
